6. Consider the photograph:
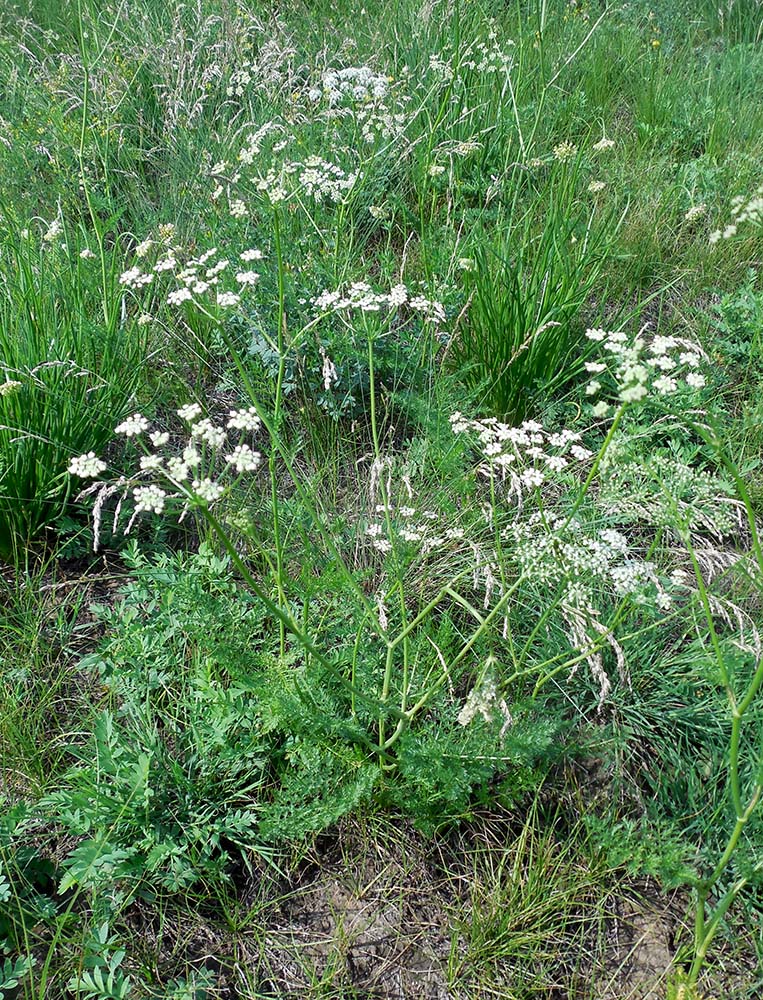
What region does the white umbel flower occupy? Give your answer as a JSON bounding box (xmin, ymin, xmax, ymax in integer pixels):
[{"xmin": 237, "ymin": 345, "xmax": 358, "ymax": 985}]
[
  {"xmin": 115, "ymin": 413, "xmax": 149, "ymax": 437},
  {"xmin": 192, "ymin": 478, "xmax": 224, "ymax": 503},
  {"xmin": 225, "ymin": 444, "xmax": 262, "ymax": 472},
  {"xmin": 177, "ymin": 403, "xmax": 202, "ymax": 422},
  {"xmin": 69, "ymin": 452, "xmax": 106, "ymax": 478},
  {"xmin": 133, "ymin": 485, "xmax": 167, "ymax": 514},
  {"xmin": 227, "ymin": 407, "xmax": 261, "ymax": 431}
]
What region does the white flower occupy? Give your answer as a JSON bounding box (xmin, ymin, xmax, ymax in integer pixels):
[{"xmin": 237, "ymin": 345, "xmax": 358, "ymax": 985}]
[
  {"xmin": 166, "ymin": 457, "xmax": 189, "ymax": 481},
  {"xmin": 230, "ymin": 199, "xmax": 249, "ymax": 218},
  {"xmin": 225, "ymin": 444, "xmax": 262, "ymax": 472},
  {"xmin": 192, "ymin": 478, "xmax": 224, "ymax": 503},
  {"xmin": 684, "ymin": 203, "xmax": 706, "ymax": 222},
  {"xmin": 553, "ymin": 141, "xmax": 577, "ymax": 162},
  {"xmin": 656, "ymin": 590, "xmax": 672, "ymax": 611},
  {"xmin": 227, "ymin": 407, "xmax": 261, "ymax": 431},
  {"xmin": 216, "ymin": 291, "xmax": 240, "ymax": 307},
  {"xmin": 135, "ymin": 239, "xmax": 153, "ymax": 257},
  {"xmin": 43, "ymin": 218, "xmax": 63, "ymax": 242},
  {"xmin": 115, "ymin": 413, "xmax": 149, "ymax": 437},
  {"xmin": 428, "ymin": 163, "xmax": 446, "ymax": 177},
  {"xmin": 240, "ymin": 248, "xmax": 264, "ymax": 261},
  {"xmin": 168, "ymin": 287, "xmax": 193, "ymax": 305},
  {"xmin": 599, "ymin": 529, "xmax": 629, "ymax": 554},
  {"xmin": 177, "ymin": 403, "xmax": 202, "ymax": 422},
  {"xmin": 119, "ymin": 266, "xmax": 153, "ymax": 289},
  {"xmin": 619, "ymin": 383, "xmax": 648, "ymax": 403},
  {"xmin": 591, "ymin": 401, "xmax": 610, "ymax": 417},
  {"xmin": 400, "ymin": 528, "xmax": 423, "ymax": 542},
  {"xmin": 650, "ymin": 335, "xmax": 677, "ymax": 355},
  {"xmin": 652, "ymin": 354, "xmax": 676, "ymax": 371},
  {"xmin": 587, "ymin": 180, "xmax": 606, "ymax": 193},
  {"xmin": 149, "ymin": 431, "xmax": 170, "ymax": 447},
  {"xmin": 388, "ymin": 283, "xmax": 408, "ymax": 307},
  {"xmin": 235, "ymin": 270, "xmax": 260, "ymax": 285},
  {"xmin": 68, "ymin": 452, "xmax": 106, "ymax": 478},
  {"xmin": 521, "ymin": 468, "xmax": 545, "ymax": 488},
  {"xmin": 79, "ymin": 248, "xmax": 96, "ymax": 259},
  {"xmin": 182, "ymin": 445, "xmax": 202, "ymax": 468},
  {"xmin": 154, "ymin": 255, "xmax": 177, "ymax": 272},
  {"xmin": 653, "ymin": 375, "xmax": 677, "ymax": 395},
  {"xmin": 133, "ymin": 485, "xmax": 167, "ymax": 514},
  {"xmin": 679, "ymin": 352, "xmax": 700, "ymax": 367},
  {"xmin": 139, "ymin": 454, "xmax": 164, "ymax": 471},
  {"xmin": 593, "ymin": 136, "xmax": 615, "ymax": 151},
  {"xmin": 191, "ymin": 419, "xmax": 226, "ymax": 448},
  {"xmin": 686, "ymin": 372, "xmax": 706, "ymax": 389},
  {"xmin": 0, "ymin": 380, "xmax": 22, "ymax": 397},
  {"xmin": 585, "ymin": 380, "xmax": 601, "ymax": 395}
]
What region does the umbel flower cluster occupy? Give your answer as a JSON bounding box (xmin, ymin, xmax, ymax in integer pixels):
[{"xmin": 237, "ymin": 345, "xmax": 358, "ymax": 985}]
[
  {"xmin": 364, "ymin": 503, "xmax": 465, "ymax": 556},
  {"xmin": 306, "ymin": 62, "xmax": 410, "ymax": 144},
  {"xmin": 709, "ymin": 182, "xmax": 763, "ymax": 242},
  {"xmin": 309, "ymin": 66, "xmax": 390, "ymax": 105},
  {"xmin": 312, "ymin": 280, "xmax": 446, "ymax": 332},
  {"xmin": 117, "ymin": 227, "xmax": 265, "ymax": 315},
  {"xmin": 583, "ymin": 326, "xmax": 707, "ymax": 415},
  {"xmin": 69, "ymin": 404, "xmax": 264, "ymax": 548},
  {"xmin": 211, "ymin": 123, "xmax": 361, "ymax": 212},
  {"xmin": 446, "ymin": 322, "xmax": 713, "ymax": 710},
  {"xmin": 450, "ymin": 414, "xmax": 593, "ymax": 498}
]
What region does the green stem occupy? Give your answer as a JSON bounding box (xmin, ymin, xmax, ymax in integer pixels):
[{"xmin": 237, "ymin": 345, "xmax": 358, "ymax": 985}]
[
  {"xmin": 203, "ymin": 508, "xmax": 404, "ymax": 747},
  {"xmin": 271, "ymin": 208, "xmax": 287, "ymax": 656},
  {"xmin": 211, "ymin": 314, "xmax": 374, "ymax": 619},
  {"xmin": 562, "ymin": 403, "xmax": 625, "ymax": 532}
]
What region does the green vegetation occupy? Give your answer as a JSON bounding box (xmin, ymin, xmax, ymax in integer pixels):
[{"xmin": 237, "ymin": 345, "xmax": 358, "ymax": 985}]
[{"xmin": 1, "ymin": 0, "xmax": 763, "ymax": 996}]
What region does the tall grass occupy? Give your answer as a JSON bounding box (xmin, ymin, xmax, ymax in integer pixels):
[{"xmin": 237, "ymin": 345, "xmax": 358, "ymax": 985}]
[{"xmin": 0, "ymin": 222, "xmax": 149, "ymax": 561}]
